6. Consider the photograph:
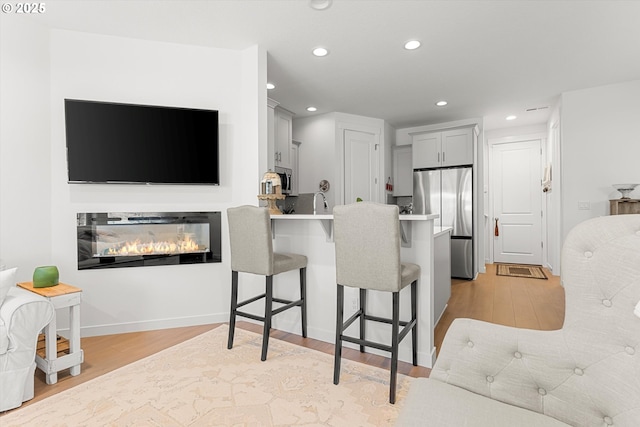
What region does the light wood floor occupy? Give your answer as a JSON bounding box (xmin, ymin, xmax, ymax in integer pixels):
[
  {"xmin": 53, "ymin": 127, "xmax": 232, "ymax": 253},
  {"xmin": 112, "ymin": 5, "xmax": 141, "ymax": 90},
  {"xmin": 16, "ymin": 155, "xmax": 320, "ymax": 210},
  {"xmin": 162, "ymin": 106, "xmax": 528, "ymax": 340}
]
[
  {"xmin": 435, "ymin": 264, "xmax": 565, "ymax": 355},
  {"xmin": 3, "ymin": 263, "xmax": 564, "ymax": 415}
]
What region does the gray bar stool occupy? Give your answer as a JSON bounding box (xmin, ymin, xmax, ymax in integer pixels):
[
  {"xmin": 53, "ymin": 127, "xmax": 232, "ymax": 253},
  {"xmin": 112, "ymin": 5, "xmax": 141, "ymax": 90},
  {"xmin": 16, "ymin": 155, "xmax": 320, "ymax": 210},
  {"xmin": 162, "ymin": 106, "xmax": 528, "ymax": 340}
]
[
  {"xmin": 333, "ymin": 202, "xmax": 419, "ymax": 404},
  {"xmin": 227, "ymin": 205, "xmax": 308, "ymax": 361}
]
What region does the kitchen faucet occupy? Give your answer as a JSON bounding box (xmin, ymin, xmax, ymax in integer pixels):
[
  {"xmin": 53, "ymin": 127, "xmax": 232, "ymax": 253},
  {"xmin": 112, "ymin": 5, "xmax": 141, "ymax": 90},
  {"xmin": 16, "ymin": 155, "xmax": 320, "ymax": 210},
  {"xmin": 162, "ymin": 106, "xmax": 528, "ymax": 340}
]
[{"xmin": 313, "ymin": 192, "xmax": 328, "ymax": 214}]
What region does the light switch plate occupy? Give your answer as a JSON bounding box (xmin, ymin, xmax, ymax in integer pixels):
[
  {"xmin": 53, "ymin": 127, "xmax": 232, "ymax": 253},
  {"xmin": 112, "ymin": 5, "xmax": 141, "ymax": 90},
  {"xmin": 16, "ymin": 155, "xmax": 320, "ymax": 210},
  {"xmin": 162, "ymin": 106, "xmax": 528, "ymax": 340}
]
[{"xmin": 578, "ymin": 201, "xmax": 591, "ymax": 210}]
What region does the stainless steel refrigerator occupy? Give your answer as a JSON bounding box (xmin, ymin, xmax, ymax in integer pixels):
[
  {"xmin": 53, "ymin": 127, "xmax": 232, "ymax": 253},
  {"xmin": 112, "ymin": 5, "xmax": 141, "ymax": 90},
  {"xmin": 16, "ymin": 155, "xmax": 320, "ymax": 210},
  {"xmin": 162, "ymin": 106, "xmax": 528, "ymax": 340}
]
[{"xmin": 413, "ymin": 166, "xmax": 473, "ymax": 279}]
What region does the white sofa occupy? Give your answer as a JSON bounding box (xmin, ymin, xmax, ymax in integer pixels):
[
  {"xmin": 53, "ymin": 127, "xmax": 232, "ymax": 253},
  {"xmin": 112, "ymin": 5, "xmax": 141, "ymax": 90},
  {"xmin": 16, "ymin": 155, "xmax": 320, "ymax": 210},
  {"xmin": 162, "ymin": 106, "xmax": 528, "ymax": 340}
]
[
  {"xmin": 0, "ymin": 270, "xmax": 55, "ymax": 412},
  {"xmin": 398, "ymin": 214, "xmax": 640, "ymax": 426}
]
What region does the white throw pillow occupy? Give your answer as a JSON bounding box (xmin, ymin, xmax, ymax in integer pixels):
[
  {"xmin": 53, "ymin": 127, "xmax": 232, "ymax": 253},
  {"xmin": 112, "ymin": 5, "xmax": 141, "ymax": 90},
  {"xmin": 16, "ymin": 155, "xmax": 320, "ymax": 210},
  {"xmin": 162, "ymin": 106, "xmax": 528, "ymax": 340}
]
[{"xmin": 0, "ymin": 267, "xmax": 17, "ymax": 306}]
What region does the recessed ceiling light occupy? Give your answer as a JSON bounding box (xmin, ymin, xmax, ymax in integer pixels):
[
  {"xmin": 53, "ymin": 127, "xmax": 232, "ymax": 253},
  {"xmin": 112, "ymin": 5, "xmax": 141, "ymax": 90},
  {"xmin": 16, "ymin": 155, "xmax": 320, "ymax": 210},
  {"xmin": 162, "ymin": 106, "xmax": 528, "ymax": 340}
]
[
  {"xmin": 309, "ymin": 0, "xmax": 332, "ymax": 11},
  {"xmin": 266, "ymin": 83, "xmax": 275, "ymax": 90},
  {"xmin": 435, "ymin": 100, "xmax": 448, "ymax": 107},
  {"xmin": 506, "ymin": 115, "xmax": 517, "ymax": 121},
  {"xmin": 306, "ymin": 106, "xmax": 318, "ymax": 112},
  {"xmin": 312, "ymin": 47, "xmax": 329, "ymax": 57},
  {"xmin": 404, "ymin": 40, "xmax": 421, "ymax": 50}
]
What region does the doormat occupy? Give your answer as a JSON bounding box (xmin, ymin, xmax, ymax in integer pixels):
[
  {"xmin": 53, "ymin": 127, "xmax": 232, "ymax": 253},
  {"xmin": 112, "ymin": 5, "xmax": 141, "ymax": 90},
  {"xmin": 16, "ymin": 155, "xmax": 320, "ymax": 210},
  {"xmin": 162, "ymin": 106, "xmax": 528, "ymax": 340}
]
[{"xmin": 496, "ymin": 263, "xmax": 548, "ymax": 280}]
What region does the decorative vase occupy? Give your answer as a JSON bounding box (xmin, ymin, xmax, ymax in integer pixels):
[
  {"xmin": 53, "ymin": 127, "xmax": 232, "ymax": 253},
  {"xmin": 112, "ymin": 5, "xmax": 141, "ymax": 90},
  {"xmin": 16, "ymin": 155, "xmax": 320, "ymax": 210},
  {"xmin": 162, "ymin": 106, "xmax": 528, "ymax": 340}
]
[{"xmin": 33, "ymin": 266, "xmax": 59, "ymax": 288}]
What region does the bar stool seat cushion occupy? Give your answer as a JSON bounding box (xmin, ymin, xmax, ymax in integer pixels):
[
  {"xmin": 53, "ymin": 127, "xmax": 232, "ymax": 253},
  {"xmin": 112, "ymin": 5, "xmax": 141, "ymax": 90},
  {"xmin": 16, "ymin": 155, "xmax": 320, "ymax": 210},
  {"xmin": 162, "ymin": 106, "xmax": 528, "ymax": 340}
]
[
  {"xmin": 401, "ymin": 263, "xmax": 421, "ymax": 288},
  {"xmin": 273, "ymin": 253, "xmax": 308, "ymax": 275}
]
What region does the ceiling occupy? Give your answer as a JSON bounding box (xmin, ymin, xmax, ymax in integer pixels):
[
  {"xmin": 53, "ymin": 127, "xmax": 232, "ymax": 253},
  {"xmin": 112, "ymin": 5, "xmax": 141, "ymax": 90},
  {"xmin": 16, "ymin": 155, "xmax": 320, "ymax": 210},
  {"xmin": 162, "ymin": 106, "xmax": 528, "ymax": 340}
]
[{"xmin": 18, "ymin": 0, "xmax": 640, "ymax": 130}]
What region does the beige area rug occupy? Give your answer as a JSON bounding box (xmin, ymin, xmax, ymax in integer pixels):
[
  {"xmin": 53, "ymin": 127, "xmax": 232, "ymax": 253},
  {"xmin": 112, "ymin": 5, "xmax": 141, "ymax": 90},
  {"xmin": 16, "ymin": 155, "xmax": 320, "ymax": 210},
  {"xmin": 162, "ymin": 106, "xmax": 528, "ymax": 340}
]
[
  {"xmin": 496, "ymin": 263, "xmax": 548, "ymax": 280},
  {"xmin": 2, "ymin": 325, "xmax": 412, "ymax": 426}
]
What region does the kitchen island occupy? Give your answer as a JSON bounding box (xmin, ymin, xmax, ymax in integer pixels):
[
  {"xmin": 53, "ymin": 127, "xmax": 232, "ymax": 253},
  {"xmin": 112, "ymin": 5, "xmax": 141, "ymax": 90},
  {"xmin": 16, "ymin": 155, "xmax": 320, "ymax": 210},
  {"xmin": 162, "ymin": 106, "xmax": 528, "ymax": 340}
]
[{"xmin": 241, "ymin": 213, "xmax": 440, "ymax": 368}]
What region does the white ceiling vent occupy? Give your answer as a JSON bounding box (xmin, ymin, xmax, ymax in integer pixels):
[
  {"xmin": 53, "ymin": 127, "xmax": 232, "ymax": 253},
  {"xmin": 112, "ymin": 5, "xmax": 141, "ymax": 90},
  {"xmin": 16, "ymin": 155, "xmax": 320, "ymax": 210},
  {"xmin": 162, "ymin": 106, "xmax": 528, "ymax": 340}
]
[{"xmin": 525, "ymin": 106, "xmax": 549, "ymax": 112}]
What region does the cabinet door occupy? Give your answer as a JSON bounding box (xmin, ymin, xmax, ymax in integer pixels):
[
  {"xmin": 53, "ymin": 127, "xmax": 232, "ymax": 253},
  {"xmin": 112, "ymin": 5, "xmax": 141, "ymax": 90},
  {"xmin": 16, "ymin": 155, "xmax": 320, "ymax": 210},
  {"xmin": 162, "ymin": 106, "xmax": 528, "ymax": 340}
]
[
  {"xmin": 275, "ymin": 108, "xmax": 292, "ymax": 168},
  {"xmin": 412, "ymin": 132, "xmax": 441, "ymax": 169},
  {"xmin": 291, "ymin": 140, "xmax": 300, "ymax": 196},
  {"xmin": 393, "ymin": 145, "xmax": 412, "ymax": 196},
  {"xmin": 441, "ymin": 127, "xmax": 473, "ymax": 167}
]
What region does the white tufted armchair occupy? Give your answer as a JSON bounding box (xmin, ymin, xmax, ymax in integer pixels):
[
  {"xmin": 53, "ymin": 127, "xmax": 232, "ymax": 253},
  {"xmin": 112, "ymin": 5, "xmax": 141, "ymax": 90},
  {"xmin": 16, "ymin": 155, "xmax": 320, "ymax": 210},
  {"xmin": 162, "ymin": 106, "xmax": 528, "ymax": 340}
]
[
  {"xmin": 397, "ymin": 214, "xmax": 640, "ymax": 426},
  {"xmin": 1, "ymin": 283, "xmax": 55, "ymax": 412}
]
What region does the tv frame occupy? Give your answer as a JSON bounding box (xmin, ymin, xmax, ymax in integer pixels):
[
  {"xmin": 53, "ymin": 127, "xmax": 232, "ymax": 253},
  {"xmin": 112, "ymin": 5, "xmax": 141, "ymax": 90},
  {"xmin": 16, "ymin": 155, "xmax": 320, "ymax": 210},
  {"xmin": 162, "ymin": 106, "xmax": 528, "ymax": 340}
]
[{"xmin": 64, "ymin": 98, "xmax": 220, "ymax": 186}]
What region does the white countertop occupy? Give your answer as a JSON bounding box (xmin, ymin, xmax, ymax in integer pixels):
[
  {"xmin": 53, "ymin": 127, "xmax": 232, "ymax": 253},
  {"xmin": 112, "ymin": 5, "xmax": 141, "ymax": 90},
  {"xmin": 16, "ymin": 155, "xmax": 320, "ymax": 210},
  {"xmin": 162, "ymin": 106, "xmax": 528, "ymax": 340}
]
[
  {"xmin": 271, "ymin": 213, "xmax": 439, "ymax": 221},
  {"xmin": 434, "ymin": 226, "xmax": 453, "ymax": 237}
]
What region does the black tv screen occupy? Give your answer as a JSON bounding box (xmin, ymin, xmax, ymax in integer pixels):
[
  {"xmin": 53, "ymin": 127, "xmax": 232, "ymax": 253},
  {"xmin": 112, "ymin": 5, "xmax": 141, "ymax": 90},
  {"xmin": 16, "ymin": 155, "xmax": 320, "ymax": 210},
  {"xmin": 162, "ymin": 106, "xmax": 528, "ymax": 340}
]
[{"xmin": 65, "ymin": 99, "xmax": 219, "ymax": 185}]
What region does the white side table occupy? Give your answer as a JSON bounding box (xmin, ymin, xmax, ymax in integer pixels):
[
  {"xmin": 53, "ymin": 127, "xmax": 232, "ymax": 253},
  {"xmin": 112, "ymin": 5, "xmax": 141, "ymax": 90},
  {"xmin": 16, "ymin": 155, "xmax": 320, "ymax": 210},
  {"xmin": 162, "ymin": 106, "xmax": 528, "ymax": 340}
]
[{"xmin": 18, "ymin": 281, "xmax": 84, "ymax": 385}]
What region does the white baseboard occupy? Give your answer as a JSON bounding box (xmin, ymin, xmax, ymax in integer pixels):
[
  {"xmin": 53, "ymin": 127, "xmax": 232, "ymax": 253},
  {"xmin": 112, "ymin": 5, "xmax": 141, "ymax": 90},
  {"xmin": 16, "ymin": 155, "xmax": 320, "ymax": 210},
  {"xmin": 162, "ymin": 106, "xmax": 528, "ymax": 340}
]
[{"xmin": 79, "ymin": 313, "xmax": 228, "ymax": 337}]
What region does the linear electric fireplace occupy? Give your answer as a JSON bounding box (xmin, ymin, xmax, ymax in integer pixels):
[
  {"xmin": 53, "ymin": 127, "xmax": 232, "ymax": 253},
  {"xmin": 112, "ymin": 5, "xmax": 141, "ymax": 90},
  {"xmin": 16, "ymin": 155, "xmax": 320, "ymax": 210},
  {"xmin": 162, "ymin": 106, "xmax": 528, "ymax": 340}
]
[{"xmin": 77, "ymin": 212, "xmax": 221, "ymax": 270}]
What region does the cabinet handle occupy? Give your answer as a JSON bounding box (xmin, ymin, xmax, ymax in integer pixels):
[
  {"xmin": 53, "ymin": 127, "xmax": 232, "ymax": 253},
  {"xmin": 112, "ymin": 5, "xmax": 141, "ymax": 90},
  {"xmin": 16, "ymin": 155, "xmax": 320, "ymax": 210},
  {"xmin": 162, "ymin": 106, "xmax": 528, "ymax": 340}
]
[
  {"xmin": 438, "ymin": 152, "xmax": 440, "ymax": 163},
  {"xmin": 443, "ymin": 152, "xmax": 446, "ymax": 163}
]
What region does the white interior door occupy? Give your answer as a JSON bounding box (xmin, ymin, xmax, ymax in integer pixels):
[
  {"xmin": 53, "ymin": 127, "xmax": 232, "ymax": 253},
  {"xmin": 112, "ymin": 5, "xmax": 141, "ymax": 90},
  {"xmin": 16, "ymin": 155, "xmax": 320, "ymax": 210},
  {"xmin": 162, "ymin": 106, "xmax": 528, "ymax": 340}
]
[
  {"xmin": 492, "ymin": 139, "xmax": 542, "ymax": 265},
  {"xmin": 343, "ymin": 129, "xmax": 378, "ymax": 204}
]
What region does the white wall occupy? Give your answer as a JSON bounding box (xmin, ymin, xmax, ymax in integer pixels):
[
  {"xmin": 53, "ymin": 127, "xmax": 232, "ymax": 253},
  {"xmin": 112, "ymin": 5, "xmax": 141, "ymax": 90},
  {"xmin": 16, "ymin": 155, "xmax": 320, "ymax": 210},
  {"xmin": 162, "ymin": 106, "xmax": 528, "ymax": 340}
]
[
  {"xmin": 0, "ymin": 17, "xmax": 52, "ymax": 274},
  {"xmin": 293, "ymin": 112, "xmax": 389, "ymax": 208},
  {"xmin": 1, "ymin": 24, "xmax": 265, "ymax": 336},
  {"xmin": 484, "ymin": 124, "xmax": 547, "ymax": 141},
  {"xmin": 292, "ymin": 113, "xmax": 337, "ymax": 208},
  {"xmin": 560, "ymin": 80, "xmax": 640, "ymax": 241}
]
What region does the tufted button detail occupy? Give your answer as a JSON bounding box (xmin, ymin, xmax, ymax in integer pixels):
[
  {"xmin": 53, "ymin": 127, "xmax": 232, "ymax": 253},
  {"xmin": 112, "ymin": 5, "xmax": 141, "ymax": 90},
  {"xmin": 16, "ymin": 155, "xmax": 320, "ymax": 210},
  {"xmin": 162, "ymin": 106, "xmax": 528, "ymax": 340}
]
[
  {"xmin": 602, "ymin": 299, "xmax": 612, "ymax": 307},
  {"xmin": 604, "ymin": 416, "xmax": 613, "ymax": 425},
  {"xmin": 625, "ymin": 346, "xmax": 635, "ymax": 355},
  {"xmin": 514, "ymin": 351, "xmax": 522, "ymax": 359},
  {"xmin": 538, "ymin": 388, "xmax": 547, "ymax": 396},
  {"xmin": 574, "ymin": 368, "xmax": 584, "ymax": 376},
  {"xmin": 467, "ymin": 341, "xmax": 474, "ymax": 348},
  {"xmin": 486, "ymin": 375, "xmax": 494, "ymax": 383},
  {"xmin": 584, "ymin": 251, "xmax": 593, "ymax": 258}
]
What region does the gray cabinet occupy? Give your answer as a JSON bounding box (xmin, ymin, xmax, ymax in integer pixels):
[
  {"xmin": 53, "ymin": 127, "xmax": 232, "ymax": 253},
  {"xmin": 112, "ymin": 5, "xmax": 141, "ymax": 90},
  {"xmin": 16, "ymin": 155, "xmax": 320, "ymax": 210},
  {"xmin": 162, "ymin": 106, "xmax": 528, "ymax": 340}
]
[
  {"xmin": 392, "ymin": 145, "xmax": 412, "ymax": 196},
  {"xmin": 274, "ymin": 107, "xmax": 293, "ymax": 169},
  {"xmin": 291, "ymin": 140, "xmax": 301, "ymax": 196}
]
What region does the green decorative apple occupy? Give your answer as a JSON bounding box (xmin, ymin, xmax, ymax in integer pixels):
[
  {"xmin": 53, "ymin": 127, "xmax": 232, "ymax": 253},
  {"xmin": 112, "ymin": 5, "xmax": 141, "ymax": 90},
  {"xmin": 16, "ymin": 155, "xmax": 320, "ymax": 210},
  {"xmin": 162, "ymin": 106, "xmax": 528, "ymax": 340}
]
[{"xmin": 33, "ymin": 266, "xmax": 59, "ymax": 288}]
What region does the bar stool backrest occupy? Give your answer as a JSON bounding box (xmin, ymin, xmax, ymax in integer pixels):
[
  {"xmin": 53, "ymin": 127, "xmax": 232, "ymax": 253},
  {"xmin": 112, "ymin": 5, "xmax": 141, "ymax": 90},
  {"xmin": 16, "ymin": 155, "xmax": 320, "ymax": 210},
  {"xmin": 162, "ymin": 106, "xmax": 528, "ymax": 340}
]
[
  {"xmin": 333, "ymin": 202, "xmax": 402, "ymax": 292},
  {"xmin": 227, "ymin": 205, "xmax": 274, "ymax": 276}
]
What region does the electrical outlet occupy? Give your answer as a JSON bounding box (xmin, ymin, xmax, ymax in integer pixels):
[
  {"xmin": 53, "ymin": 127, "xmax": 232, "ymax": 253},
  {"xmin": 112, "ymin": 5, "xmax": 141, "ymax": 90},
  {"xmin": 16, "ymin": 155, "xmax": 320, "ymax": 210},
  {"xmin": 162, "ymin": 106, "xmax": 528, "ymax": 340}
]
[
  {"xmin": 578, "ymin": 201, "xmax": 591, "ymax": 210},
  {"xmin": 351, "ymin": 297, "xmax": 358, "ymax": 310}
]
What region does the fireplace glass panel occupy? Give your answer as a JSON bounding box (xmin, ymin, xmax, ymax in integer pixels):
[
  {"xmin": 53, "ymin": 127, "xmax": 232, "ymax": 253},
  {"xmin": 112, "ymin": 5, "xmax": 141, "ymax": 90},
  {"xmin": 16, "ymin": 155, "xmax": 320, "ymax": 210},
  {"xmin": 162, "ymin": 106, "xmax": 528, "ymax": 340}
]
[{"xmin": 77, "ymin": 212, "xmax": 221, "ymax": 269}]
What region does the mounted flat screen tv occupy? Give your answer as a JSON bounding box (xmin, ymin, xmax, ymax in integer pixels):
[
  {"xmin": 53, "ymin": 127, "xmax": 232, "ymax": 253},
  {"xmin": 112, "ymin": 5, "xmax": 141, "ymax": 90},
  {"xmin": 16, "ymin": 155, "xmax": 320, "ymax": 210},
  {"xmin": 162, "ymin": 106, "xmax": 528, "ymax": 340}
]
[{"xmin": 65, "ymin": 99, "xmax": 219, "ymax": 185}]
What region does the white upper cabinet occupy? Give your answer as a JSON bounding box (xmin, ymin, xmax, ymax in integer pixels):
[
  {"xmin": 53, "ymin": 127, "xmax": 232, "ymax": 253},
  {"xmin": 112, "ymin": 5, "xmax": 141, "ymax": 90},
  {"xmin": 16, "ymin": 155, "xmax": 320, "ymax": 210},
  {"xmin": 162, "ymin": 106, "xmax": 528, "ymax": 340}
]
[
  {"xmin": 441, "ymin": 128, "xmax": 473, "ymax": 166},
  {"xmin": 274, "ymin": 107, "xmax": 293, "ymax": 169},
  {"xmin": 412, "ymin": 127, "xmax": 474, "ymax": 169},
  {"xmin": 412, "ymin": 132, "xmax": 441, "ymax": 169},
  {"xmin": 392, "ymin": 145, "xmax": 412, "ymax": 196}
]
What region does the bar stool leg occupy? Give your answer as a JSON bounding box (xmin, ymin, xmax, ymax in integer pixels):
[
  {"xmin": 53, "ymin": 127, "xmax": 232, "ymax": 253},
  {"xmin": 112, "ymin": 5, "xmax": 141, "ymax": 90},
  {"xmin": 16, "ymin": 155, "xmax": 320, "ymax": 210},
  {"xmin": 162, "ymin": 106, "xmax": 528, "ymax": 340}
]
[
  {"xmin": 359, "ymin": 288, "xmax": 366, "ymax": 353},
  {"xmin": 411, "ymin": 280, "xmax": 418, "ymax": 366},
  {"xmin": 334, "ymin": 284, "xmax": 344, "ymax": 385},
  {"xmin": 390, "ymin": 291, "xmax": 400, "ymax": 404},
  {"xmin": 261, "ymin": 276, "xmax": 274, "ymax": 361},
  {"xmin": 300, "ymin": 267, "xmax": 307, "ymax": 338},
  {"xmin": 227, "ymin": 271, "xmax": 239, "ymax": 350}
]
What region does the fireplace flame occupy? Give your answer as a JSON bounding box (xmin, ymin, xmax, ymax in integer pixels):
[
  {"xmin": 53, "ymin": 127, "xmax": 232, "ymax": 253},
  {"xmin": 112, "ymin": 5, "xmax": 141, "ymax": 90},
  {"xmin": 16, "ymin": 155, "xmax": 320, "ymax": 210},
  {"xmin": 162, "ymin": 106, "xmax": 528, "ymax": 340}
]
[{"xmin": 104, "ymin": 235, "xmax": 203, "ymax": 256}]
